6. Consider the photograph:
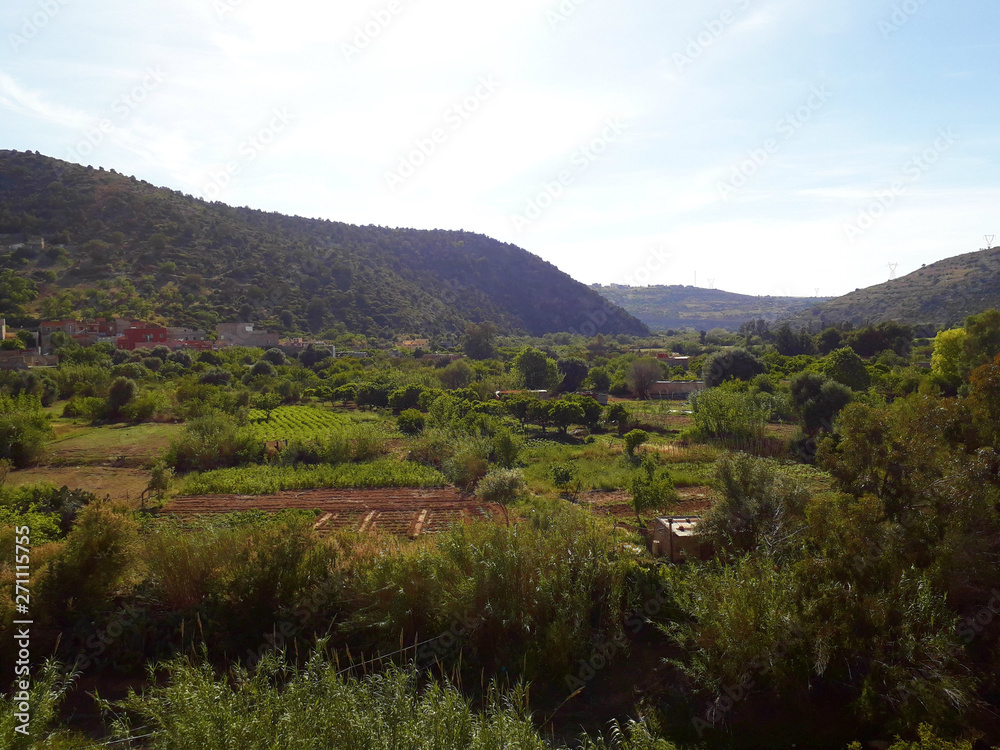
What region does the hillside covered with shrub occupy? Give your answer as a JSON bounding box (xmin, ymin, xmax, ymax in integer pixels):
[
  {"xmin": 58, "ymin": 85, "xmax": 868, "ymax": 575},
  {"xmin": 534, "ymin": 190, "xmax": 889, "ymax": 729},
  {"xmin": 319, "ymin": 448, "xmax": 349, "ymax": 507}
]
[
  {"xmin": 0, "ymin": 150, "xmax": 647, "ymax": 340},
  {"xmin": 784, "ymin": 245, "xmax": 1000, "ymax": 330}
]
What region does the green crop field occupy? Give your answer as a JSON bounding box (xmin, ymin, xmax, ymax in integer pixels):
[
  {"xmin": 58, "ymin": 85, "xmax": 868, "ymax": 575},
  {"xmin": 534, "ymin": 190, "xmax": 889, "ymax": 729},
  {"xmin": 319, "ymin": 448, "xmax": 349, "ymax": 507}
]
[
  {"xmin": 180, "ymin": 459, "xmax": 447, "ymax": 495},
  {"xmin": 248, "ymin": 405, "xmax": 348, "ymax": 442}
]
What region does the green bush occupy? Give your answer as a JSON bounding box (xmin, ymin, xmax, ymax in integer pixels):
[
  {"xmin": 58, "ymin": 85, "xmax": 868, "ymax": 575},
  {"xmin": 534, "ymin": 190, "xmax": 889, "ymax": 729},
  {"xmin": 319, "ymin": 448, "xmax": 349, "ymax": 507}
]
[
  {"xmin": 165, "ymin": 412, "xmax": 265, "ymax": 473},
  {"xmin": 0, "ymin": 394, "xmax": 52, "ymax": 468},
  {"xmin": 397, "ymin": 408, "xmax": 426, "ymax": 435}
]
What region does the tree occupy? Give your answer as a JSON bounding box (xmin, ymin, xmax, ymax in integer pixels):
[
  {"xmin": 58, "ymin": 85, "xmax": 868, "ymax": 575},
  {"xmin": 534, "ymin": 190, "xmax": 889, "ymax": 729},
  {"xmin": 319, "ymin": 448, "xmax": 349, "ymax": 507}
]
[
  {"xmin": 388, "ymin": 384, "xmax": 426, "ymax": 413},
  {"xmin": 624, "ymin": 429, "xmax": 649, "ymax": 460},
  {"xmin": 250, "ymin": 359, "xmax": 276, "ymax": 378},
  {"xmin": 587, "ymin": 366, "xmax": 611, "ymax": 392},
  {"xmin": 824, "ymin": 347, "xmax": 870, "ymax": 391},
  {"xmin": 963, "ymin": 308, "xmax": 1000, "ymax": 369},
  {"xmin": 0, "ymin": 269, "xmax": 39, "ymax": 311},
  {"xmin": 627, "ymin": 357, "xmax": 662, "ymax": 399},
  {"xmin": 773, "ymin": 323, "xmax": 815, "ymax": 356},
  {"xmin": 702, "ymin": 348, "xmax": 765, "ymax": 388},
  {"xmin": 968, "ymin": 353, "xmax": 1000, "ymax": 449},
  {"xmin": 817, "ymin": 327, "xmax": 843, "ymax": 355},
  {"xmin": 397, "ymin": 409, "xmax": 426, "ymax": 435},
  {"xmin": 514, "ymin": 347, "xmax": 558, "ymax": 389},
  {"xmin": 845, "ymin": 326, "xmax": 891, "ymax": 358},
  {"xmin": 790, "ymin": 371, "xmax": 852, "ymax": 435},
  {"xmin": 440, "ymin": 359, "xmax": 474, "ymax": 389},
  {"xmin": 563, "ymin": 394, "xmax": 602, "ymax": 430},
  {"xmin": 549, "ymin": 400, "xmax": 585, "ymax": 434},
  {"xmin": 551, "ymin": 463, "xmax": 578, "ymax": 497},
  {"xmin": 628, "ymin": 454, "xmax": 677, "ymax": 526},
  {"xmin": 0, "ymin": 394, "xmax": 51, "ymax": 468},
  {"xmin": 527, "ymin": 399, "xmax": 553, "ymax": 432},
  {"xmin": 106, "ymin": 377, "xmax": 136, "ymax": 420},
  {"xmin": 700, "ymin": 453, "xmax": 807, "ymax": 554},
  {"xmin": 504, "ymin": 395, "xmax": 534, "ymax": 427},
  {"xmin": 931, "ymin": 328, "xmax": 968, "ymax": 386},
  {"xmin": 262, "ymin": 348, "xmax": 286, "ymax": 366},
  {"xmin": 557, "ymin": 357, "xmax": 589, "ymax": 393},
  {"xmin": 463, "ymin": 322, "xmax": 497, "ymax": 360},
  {"xmin": 604, "ymin": 402, "xmax": 629, "ymax": 435},
  {"xmin": 306, "ymin": 298, "xmax": 326, "ymax": 333},
  {"xmin": 474, "ymin": 468, "xmax": 526, "ymax": 526}
]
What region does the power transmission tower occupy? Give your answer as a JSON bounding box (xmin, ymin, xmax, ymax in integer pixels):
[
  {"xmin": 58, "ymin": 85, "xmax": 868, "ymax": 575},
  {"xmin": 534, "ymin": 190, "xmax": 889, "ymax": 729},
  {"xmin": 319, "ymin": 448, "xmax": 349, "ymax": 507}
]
[
  {"xmin": 887, "ymin": 262, "xmax": 898, "ymax": 281},
  {"xmin": 986, "ymin": 235, "xmax": 996, "ymax": 250},
  {"xmin": 707, "ymin": 278, "xmax": 715, "ymax": 289},
  {"xmin": 815, "ymin": 288, "xmax": 820, "ymax": 297}
]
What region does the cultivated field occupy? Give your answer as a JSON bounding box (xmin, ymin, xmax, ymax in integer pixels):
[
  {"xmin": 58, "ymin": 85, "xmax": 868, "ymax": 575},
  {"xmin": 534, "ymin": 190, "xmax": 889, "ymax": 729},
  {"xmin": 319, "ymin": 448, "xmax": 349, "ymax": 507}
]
[{"xmin": 161, "ymin": 487, "xmax": 500, "ymax": 537}]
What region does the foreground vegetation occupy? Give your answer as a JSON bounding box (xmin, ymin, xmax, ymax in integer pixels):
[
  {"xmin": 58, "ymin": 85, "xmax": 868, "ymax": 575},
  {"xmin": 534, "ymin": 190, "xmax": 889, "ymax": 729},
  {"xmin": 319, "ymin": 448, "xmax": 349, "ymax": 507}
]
[{"xmin": 3, "ymin": 311, "xmax": 1000, "ymax": 747}]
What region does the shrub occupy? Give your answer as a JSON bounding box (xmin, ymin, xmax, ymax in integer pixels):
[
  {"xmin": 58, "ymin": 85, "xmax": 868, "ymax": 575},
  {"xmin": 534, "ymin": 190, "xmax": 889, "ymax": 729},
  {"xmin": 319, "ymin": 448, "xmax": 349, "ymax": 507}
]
[
  {"xmin": 397, "ymin": 409, "xmax": 425, "ymax": 435},
  {"xmin": 700, "ymin": 453, "xmax": 807, "ymax": 554},
  {"xmin": 388, "ymin": 384, "xmax": 426, "ymax": 413},
  {"xmin": 250, "ymin": 359, "xmax": 276, "ymax": 378},
  {"xmin": 490, "ymin": 427, "xmax": 523, "ymax": 468},
  {"xmin": 702, "ymin": 348, "xmax": 765, "ymax": 388},
  {"xmin": 690, "ymin": 387, "xmax": 770, "ymax": 445},
  {"xmin": 106, "ymin": 376, "xmax": 136, "ymax": 420},
  {"xmin": 39, "ymin": 503, "xmax": 141, "ymax": 618},
  {"xmin": 165, "ymin": 412, "xmax": 265, "ymax": 473},
  {"xmin": 624, "ymin": 429, "xmax": 649, "ymax": 458},
  {"xmin": 262, "ymin": 347, "xmax": 286, "ymax": 366},
  {"xmin": 62, "ymin": 395, "xmax": 105, "ymax": 421},
  {"xmin": 0, "ymin": 394, "xmax": 51, "ymax": 468},
  {"xmin": 628, "ymin": 454, "xmax": 677, "ymax": 525}
]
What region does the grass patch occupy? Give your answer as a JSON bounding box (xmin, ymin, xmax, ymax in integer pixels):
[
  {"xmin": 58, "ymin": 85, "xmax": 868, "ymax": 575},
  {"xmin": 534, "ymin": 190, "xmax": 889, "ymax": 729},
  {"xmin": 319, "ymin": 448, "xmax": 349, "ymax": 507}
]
[
  {"xmin": 180, "ymin": 459, "xmax": 447, "ymax": 495},
  {"xmin": 45, "ymin": 422, "xmax": 183, "ymax": 466}
]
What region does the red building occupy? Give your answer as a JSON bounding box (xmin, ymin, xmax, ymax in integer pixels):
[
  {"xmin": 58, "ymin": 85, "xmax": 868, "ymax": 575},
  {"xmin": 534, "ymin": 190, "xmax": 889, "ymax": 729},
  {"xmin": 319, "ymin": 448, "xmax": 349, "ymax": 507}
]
[{"xmin": 117, "ymin": 326, "xmax": 169, "ymax": 350}]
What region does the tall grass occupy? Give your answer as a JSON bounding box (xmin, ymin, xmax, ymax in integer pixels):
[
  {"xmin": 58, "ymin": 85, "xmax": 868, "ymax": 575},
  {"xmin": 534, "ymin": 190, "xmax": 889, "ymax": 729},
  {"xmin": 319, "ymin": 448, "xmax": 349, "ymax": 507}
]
[
  {"xmin": 180, "ymin": 460, "xmax": 446, "ymax": 495},
  {"xmin": 108, "ymin": 652, "xmax": 678, "ymax": 750},
  {"xmin": 0, "ymin": 662, "xmax": 89, "ymax": 750}
]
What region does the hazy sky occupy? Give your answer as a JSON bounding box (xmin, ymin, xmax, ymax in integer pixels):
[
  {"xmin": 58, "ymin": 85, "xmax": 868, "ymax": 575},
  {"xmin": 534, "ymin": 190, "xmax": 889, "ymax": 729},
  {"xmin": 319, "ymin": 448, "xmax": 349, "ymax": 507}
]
[{"xmin": 2, "ymin": 0, "xmax": 998, "ymax": 297}]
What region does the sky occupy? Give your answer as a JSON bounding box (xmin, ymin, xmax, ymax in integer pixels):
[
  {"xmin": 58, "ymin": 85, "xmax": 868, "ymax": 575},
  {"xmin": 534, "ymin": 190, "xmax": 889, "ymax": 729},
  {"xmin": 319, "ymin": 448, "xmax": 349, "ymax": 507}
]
[{"xmin": 1, "ymin": 0, "xmax": 998, "ymax": 298}]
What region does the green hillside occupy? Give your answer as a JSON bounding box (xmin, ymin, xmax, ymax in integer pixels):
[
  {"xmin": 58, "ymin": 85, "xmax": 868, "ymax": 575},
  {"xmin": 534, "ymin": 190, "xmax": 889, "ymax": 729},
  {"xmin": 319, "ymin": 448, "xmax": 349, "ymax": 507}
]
[
  {"xmin": 784, "ymin": 245, "xmax": 1000, "ymax": 330},
  {"xmin": 594, "ymin": 283, "xmax": 826, "ymax": 331},
  {"xmin": 0, "ymin": 150, "xmax": 647, "ymax": 340}
]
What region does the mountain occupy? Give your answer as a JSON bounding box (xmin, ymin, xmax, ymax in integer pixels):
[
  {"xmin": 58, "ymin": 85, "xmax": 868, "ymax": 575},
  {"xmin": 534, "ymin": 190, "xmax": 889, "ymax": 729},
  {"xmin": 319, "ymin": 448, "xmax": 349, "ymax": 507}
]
[
  {"xmin": 593, "ymin": 284, "xmax": 827, "ymax": 332},
  {"xmin": 0, "ymin": 150, "xmax": 647, "ymax": 340},
  {"xmin": 782, "ymin": 246, "xmax": 1000, "ymax": 331}
]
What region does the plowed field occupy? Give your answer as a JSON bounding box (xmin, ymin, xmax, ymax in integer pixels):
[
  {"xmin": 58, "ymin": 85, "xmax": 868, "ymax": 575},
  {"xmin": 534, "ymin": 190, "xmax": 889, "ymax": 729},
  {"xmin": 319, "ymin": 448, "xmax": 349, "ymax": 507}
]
[{"xmin": 161, "ymin": 487, "xmax": 499, "ymax": 537}]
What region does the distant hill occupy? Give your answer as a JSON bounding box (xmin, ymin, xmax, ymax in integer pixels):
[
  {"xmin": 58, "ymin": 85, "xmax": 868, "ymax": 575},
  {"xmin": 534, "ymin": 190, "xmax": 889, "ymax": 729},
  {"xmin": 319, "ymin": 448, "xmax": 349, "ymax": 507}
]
[
  {"xmin": 593, "ymin": 284, "xmax": 826, "ymax": 331},
  {"xmin": 782, "ymin": 246, "xmax": 1000, "ymax": 331},
  {"xmin": 0, "ymin": 150, "xmax": 647, "ymax": 340}
]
